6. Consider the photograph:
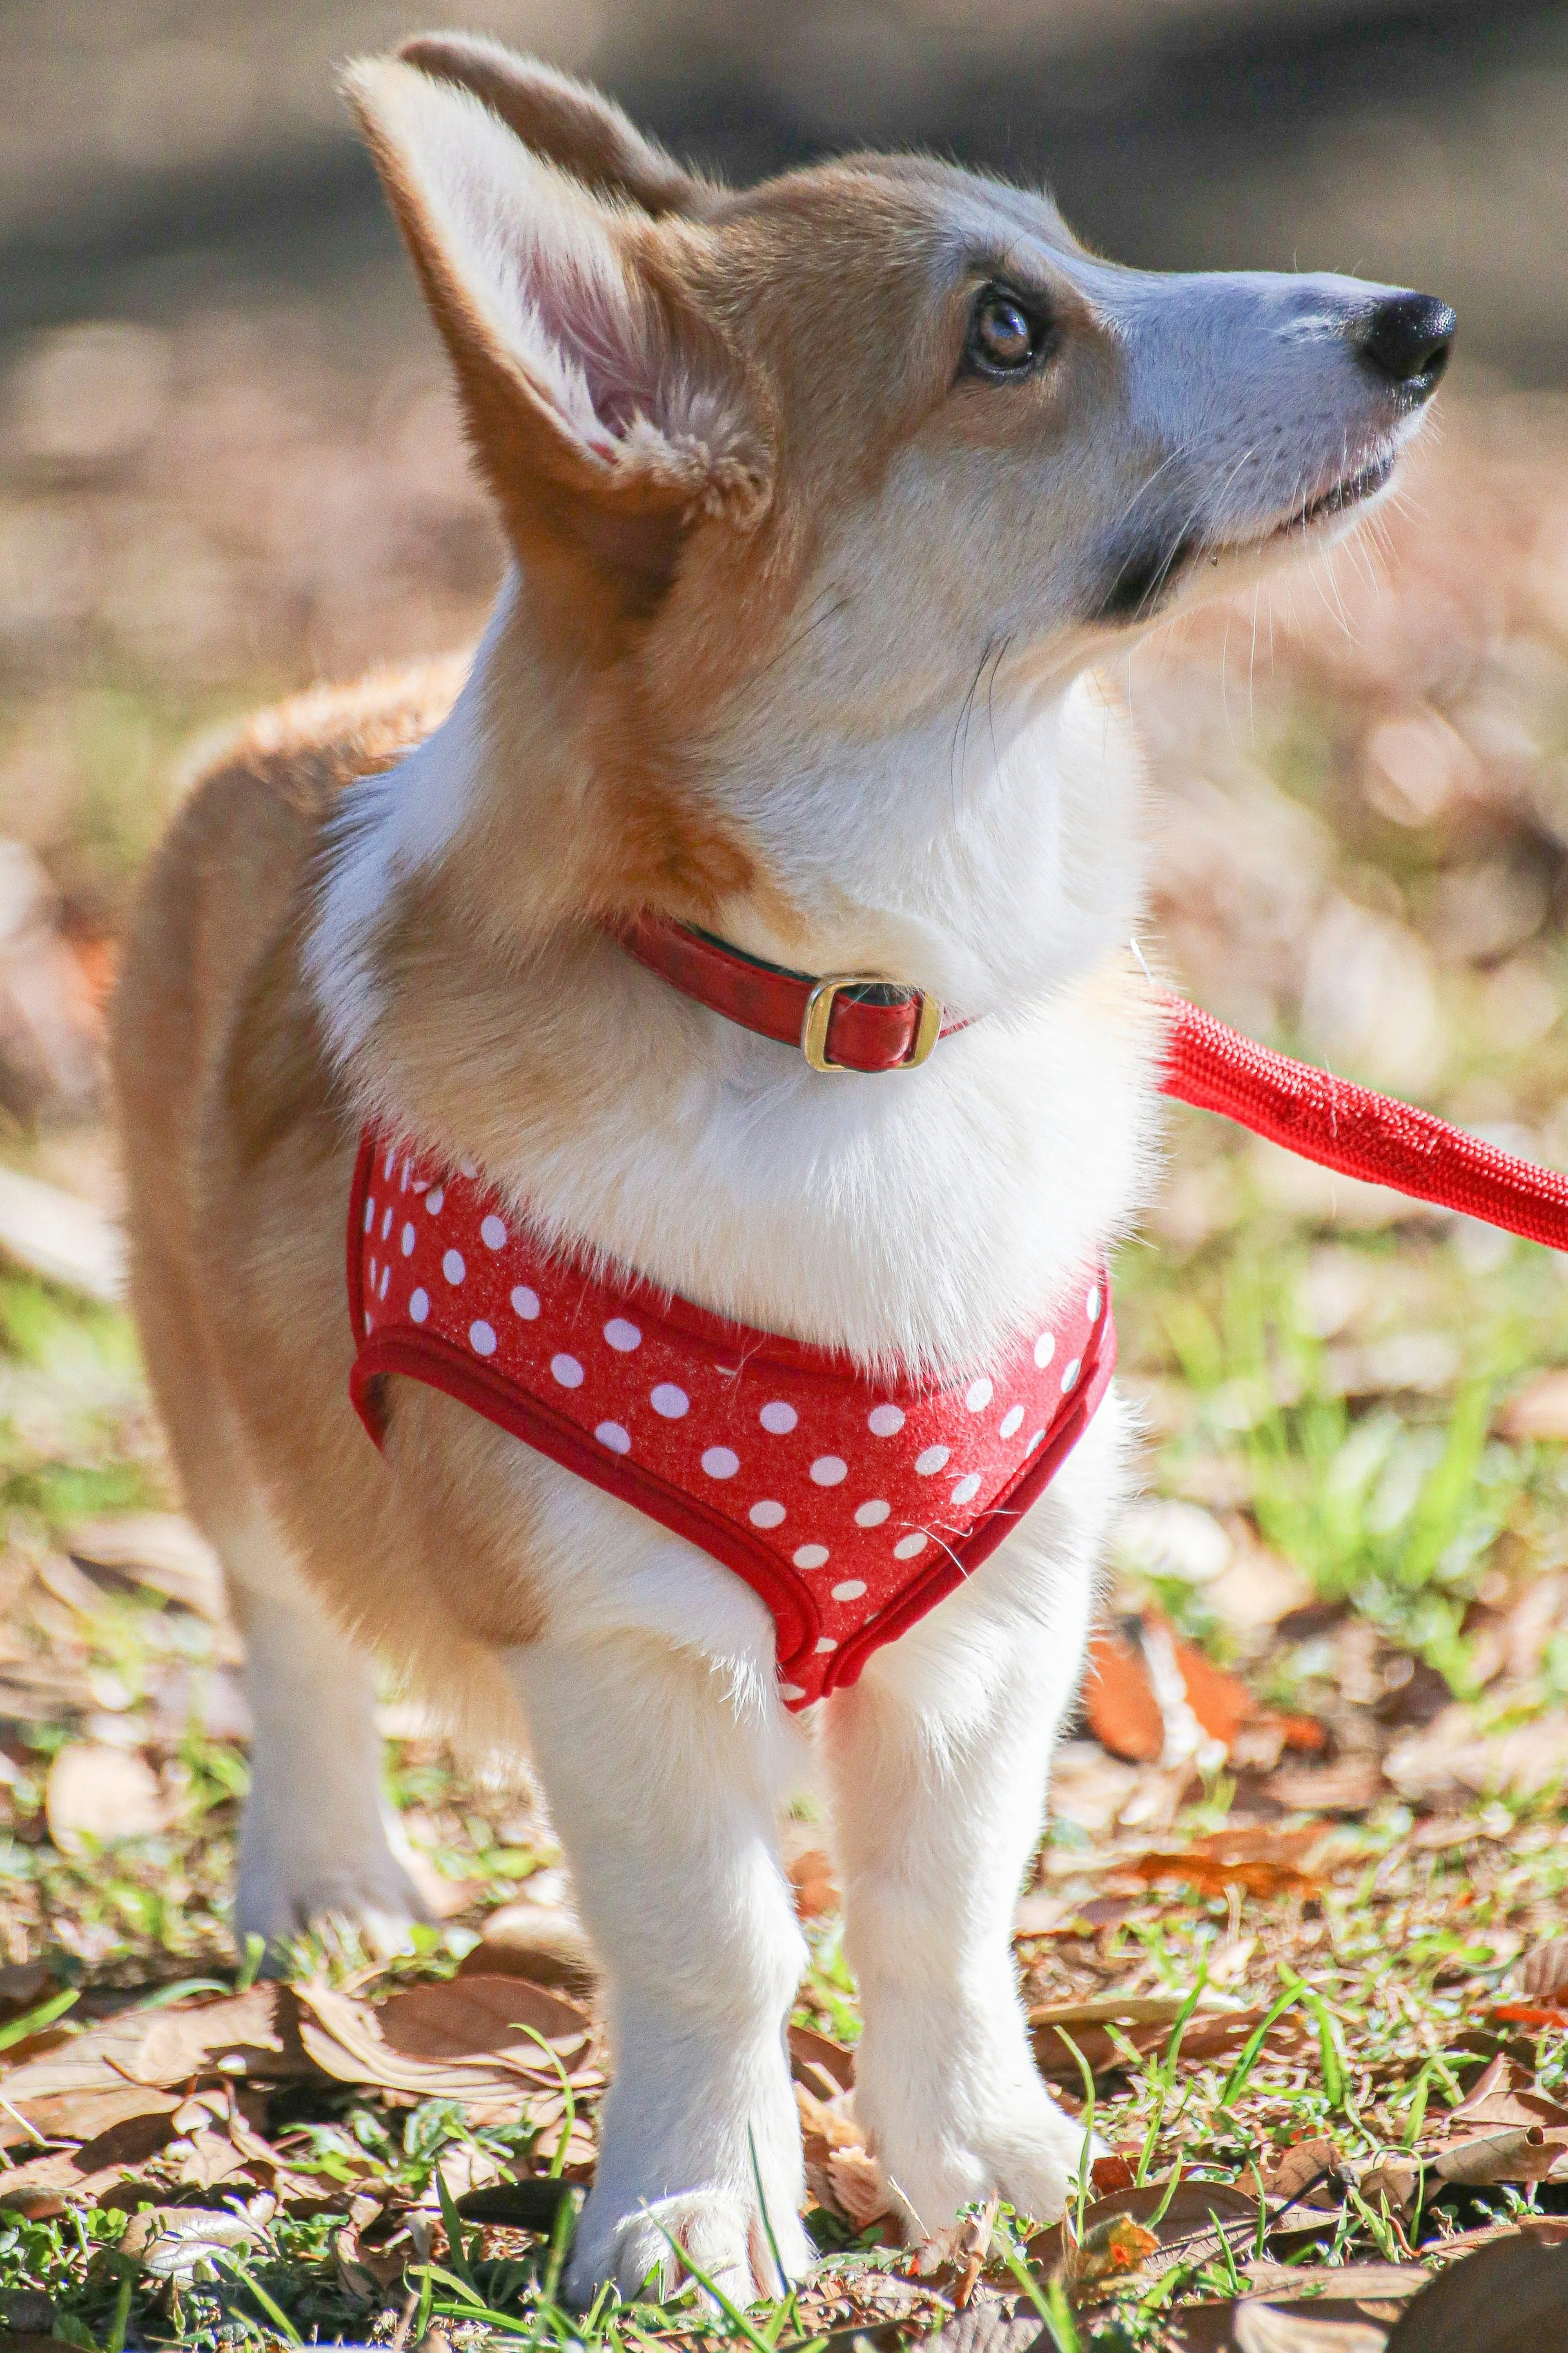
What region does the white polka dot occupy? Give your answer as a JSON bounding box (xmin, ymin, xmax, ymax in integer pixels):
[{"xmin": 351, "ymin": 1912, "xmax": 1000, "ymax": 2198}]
[
  {"xmin": 793, "ymin": 1544, "xmax": 830, "ymax": 1570},
  {"xmin": 1027, "ymin": 1429, "xmax": 1046, "ymax": 1452},
  {"xmin": 702, "ymin": 1446, "xmax": 740, "ymax": 1479},
  {"xmin": 603, "ymin": 1318, "xmax": 642, "ymax": 1352},
  {"xmin": 481, "ymin": 1215, "xmax": 508, "ymax": 1250},
  {"xmin": 409, "ymin": 1288, "xmax": 429, "ymax": 1324},
  {"xmin": 1000, "ymin": 1404, "xmax": 1025, "ymax": 1439},
  {"xmin": 443, "ymin": 1249, "xmax": 466, "ymax": 1285},
  {"xmin": 855, "ymin": 1499, "xmax": 891, "ymax": 1528},
  {"xmin": 381, "ymin": 1205, "xmax": 393, "ymax": 1241},
  {"xmin": 893, "ymin": 1534, "xmax": 927, "ymax": 1561},
  {"xmin": 867, "ymin": 1403, "xmax": 905, "ymax": 1437},
  {"xmin": 511, "ymin": 1285, "xmax": 540, "ymax": 1320},
  {"xmin": 951, "ymin": 1473, "xmax": 982, "ymax": 1507},
  {"xmin": 1086, "ymin": 1285, "xmax": 1102, "ymax": 1324},
  {"xmin": 363, "ymin": 1197, "xmax": 375, "ymax": 1233},
  {"xmin": 459, "ymin": 1158, "xmax": 479, "ymax": 1180},
  {"xmin": 425, "ymin": 1187, "xmax": 444, "ymax": 1215},
  {"xmin": 551, "ymin": 1354, "xmax": 584, "ymax": 1388},
  {"xmin": 650, "ymin": 1383, "xmax": 689, "ymax": 1418},
  {"xmin": 1033, "ymin": 1330, "xmax": 1055, "ymax": 1368},
  {"xmin": 378, "ymin": 1264, "xmax": 390, "ymax": 1300},
  {"xmin": 815, "ymin": 1636, "xmax": 838, "ymax": 1654},
  {"xmin": 749, "ymin": 1500, "xmax": 786, "ymax": 1528},
  {"xmin": 596, "ymin": 1421, "xmax": 631, "ymax": 1454},
  {"xmin": 831, "ymin": 1578, "xmax": 867, "ymax": 1601},
  {"xmin": 965, "ymin": 1378, "xmax": 993, "ymax": 1413},
  {"xmin": 368, "ymin": 1256, "xmax": 377, "ymax": 1287},
  {"xmin": 760, "ymin": 1400, "xmax": 797, "ymax": 1434},
  {"xmin": 1060, "ymin": 1357, "xmax": 1081, "ymax": 1394},
  {"xmin": 810, "ymin": 1456, "xmax": 848, "ymax": 1486},
  {"xmin": 915, "ymin": 1445, "xmax": 950, "ymax": 1476},
  {"xmin": 469, "ymin": 1320, "xmax": 497, "ymax": 1356},
  {"xmin": 779, "ymin": 1684, "xmax": 807, "ymax": 1703},
  {"xmin": 383, "ymin": 1147, "xmax": 396, "ymax": 1180},
  {"xmin": 400, "ymin": 1159, "xmax": 411, "ymax": 1192},
  {"xmin": 400, "ymin": 1222, "xmax": 415, "ymax": 1257}
]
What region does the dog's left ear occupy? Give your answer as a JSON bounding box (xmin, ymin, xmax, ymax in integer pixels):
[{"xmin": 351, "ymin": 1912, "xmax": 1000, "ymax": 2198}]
[
  {"xmin": 394, "ymin": 34, "xmax": 709, "ymax": 218},
  {"xmin": 344, "ymin": 57, "xmax": 769, "ymax": 638}
]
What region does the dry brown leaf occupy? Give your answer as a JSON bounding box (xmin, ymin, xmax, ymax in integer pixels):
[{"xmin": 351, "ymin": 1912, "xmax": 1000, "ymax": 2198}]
[
  {"xmin": 1263, "ymin": 1758, "xmax": 1384, "ymax": 1815},
  {"xmin": 1449, "ymin": 2053, "xmax": 1568, "ymax": 2132},
  {"xmin": 1133, "ymin": 1847, "xmax": 1320, "ymax": 1900},
  {"xmin": 1432, "ymin": 2126, "xmax": 1567, "ymax": 2186},
  {"xmin": 294, "ymin": 1975, "xmax": 598, "ymax": 2121},
  {"xmin": 1262, "ymin": 2137, "xmax": 1345, "ymax": 2210},
  {"xmin": 828, "ymin": 2143, "xmax": 891, "ymax": 2229},
  {"xmin": 786, "ymin": 1847, "xmax": 840, "ymax": 1920},
  {"xmin": 457, "ymin": 1900, "xmax": 595, "ymax": 1997},
  {"xmin": 44, "ymin": 1743, "xmax": 168, "ymax": 1851},
  {"xmin": 1064, "ymin": 2211, "xmax": 1160, "ymax": 2298},
  {"xmin": 1232, "ymin": 2306, "xmax": 1389, "ymax": 2352},
  {"xmin": 788, "ymin": 2021, "xmax": 855, "ymax": 2097},
  {"xmin": 65, "ymin": 1513, "xmax": 229, "ymax": 1622},
  {"xmin": 1030, "ymin": 2179, "xmax": 1260, "ymax": 2275},
  {"xmin": 1521, "ymin": 1935, "xmax": 1568, "ymax": 2005},
  {"xmin": 1383, "ymin": 2229, "xmax": 1568, "ymax": 2349},
  {"xmin": 0, "ymin": 1985, "xmax": 314, "ymax": 2149},
  {"xmin": 1084, "ymin": 1628, "xmax": 1165, "ymax": 1762}
]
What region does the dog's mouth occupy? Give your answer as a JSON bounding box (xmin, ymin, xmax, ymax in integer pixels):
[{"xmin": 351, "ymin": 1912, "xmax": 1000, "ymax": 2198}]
[{"xmin": 1269, "ymin": 447, "xmax": 1398, "ymax": 540}]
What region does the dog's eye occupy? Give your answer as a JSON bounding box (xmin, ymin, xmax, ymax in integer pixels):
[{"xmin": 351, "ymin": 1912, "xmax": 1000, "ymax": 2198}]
[{"xmin": 965, "ymin": 287, "xmax": 1048, "ymax": 377}]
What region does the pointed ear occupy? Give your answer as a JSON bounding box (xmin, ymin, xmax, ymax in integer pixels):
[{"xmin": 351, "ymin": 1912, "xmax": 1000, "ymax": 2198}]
[
  {"xmin": 394, "ymin": 34, "xmax": 709, "ymax": 217},
  {"xmin": 343, "ymin": 58, "xmax": 768, "ymax": 627}
]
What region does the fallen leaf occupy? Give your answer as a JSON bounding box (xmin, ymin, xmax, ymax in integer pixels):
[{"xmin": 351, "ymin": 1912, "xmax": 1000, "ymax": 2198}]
[
  {"xmin": 788, "ymin": 2022, "xmax": 855, "ymax": 2097},
  {"xmin": 65, "ymin": 1514, "xmax": 229, "ymax": 1622},
  {"xmin": 294, "ymin": 1975, "xmax": 598, "ymax": 2122},
  {"xmin": 122, "ymin": 2207, "xmax": 262, "ymax": 2285},
  {"xmin": 1064, "ymin": 2211, "xmax": 1160, "ymax": 2297},
  {"xmin": 1084, "ymin": 1626, "xmax": 1164, "ymax": 1762},
  {"xmin": 827, "ymin": 2144, "xmax": 890, "ymax": 2229},
  {"xmin": 1262, "ymin": 2137, "xmax": 1345, "ymax": 2210},
  {"xmin": 1263, "ymin": 1758, "xmax": 1384, "ymax": 1815},
  {"xmin": 1383, "ymin": 2228, "xmax": 1568, "ymax": 2349},
  {"xmin": 44, "ymin": 1743, "xmax": 168, "ymax": 1850},
  {"xmin": 1521, "ymin": 1935, "xmax": 1568, "ymax": 2005},
  {"xmin": 1232, "ymin": 2306, "xmax": 1389, "ymax": 2352},
  {"xmin": 1433, "ymin": 2126, "xmax": 1566, "ymax": 2186},
  {"xmin": 1029, "ymin": 2178, "xmax": 1260, "ymax": 2275},
  {"xmin": 1132, "ymin": 1846, "xmax": 1320, "ymax": 1900},
  {"xmin": 787, "ymin": 1847, "xmax": 841, "ymax": 1920},
  {"xmin": 457, "ymin": 1900, "xmax": 595, "ymax": 1996},
  {"xmin": 1448, "ymin": 2053, "xmax": 1568, "ymax": 2132}
]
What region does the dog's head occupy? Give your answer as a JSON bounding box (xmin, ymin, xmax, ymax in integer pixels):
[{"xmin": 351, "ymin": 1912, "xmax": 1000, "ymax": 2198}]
[{"xmin": 345, "ymin": 40, "xmax": 1452, "ymax": 1007}]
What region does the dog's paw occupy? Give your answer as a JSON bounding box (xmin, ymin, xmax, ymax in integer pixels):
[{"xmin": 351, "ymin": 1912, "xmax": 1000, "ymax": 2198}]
[
  {"xmin": 888, "ymin": 2085, "xmax": 1101, "ymax": 2239},
  {"xmin": 566, "ymin": 2189, "xmax": 810, "ymax": 2309},
  {"xmin": 235, "ymin": 1854, "xmax": 430, "ymax": 1960}
]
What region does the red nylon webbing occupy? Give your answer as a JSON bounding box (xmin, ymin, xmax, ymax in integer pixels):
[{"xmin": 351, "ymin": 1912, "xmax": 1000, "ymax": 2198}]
[{"xmin": 1159, "ymin": 991, "xmax": 1568, "ymax": 1253}]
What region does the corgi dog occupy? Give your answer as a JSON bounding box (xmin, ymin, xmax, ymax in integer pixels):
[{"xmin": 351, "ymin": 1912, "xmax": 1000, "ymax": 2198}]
[{"xmin": 111, "ymin": 33, "xmax": 1452, "ymax": 2305}]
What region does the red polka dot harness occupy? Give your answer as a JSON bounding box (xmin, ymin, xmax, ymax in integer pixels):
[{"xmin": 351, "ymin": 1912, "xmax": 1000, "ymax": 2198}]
[{"xmin": 348, "ymin": 1136, "xmax": 1115, "ymax": 1708}]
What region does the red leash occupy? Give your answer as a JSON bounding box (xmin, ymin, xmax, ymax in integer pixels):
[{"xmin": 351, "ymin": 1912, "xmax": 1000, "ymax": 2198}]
[
  {"xmin": 606, "ymin": 912, "xmax": 1568, "ymax": 1251},
  {"xmin": 1159, "ymin": 991, "xmax": 1568, "ymax": 1252}
]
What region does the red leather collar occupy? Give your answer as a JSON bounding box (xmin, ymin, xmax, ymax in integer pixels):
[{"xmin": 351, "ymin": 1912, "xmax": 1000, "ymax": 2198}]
[{"xmin": 606, "ymin": 912, "xmax": 965, "ymax": 1074}]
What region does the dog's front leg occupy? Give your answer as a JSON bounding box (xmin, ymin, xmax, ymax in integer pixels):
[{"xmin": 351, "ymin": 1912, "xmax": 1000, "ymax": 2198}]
[
  {"xmin": 509, "ymin": 1629, "xmax": 810, "ymax": 2307},
  {"xmin": 821, "ymin": 1461, "xmax": 1113, "ymax": 2238}
]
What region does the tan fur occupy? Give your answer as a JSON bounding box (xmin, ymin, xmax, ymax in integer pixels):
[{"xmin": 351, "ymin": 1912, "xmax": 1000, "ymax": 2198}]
[{"xmin": 113, "ymin": 666, "xmax": 534, "ymax": 1750}]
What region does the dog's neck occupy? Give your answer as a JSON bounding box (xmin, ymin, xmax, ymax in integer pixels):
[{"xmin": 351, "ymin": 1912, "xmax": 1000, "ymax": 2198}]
[{"xmin": 305, "ymin": 581, "xmax": 1159, "ymax": 1368}]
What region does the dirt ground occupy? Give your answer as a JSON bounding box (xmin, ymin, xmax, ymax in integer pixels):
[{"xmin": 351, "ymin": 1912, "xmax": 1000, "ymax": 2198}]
[{"xmin": 2, "ymin": 292, "xmax": 1568, "ymax": 2347}]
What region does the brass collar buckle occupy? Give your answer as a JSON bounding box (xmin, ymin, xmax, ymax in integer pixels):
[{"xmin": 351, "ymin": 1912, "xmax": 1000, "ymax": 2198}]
[{"xmin": 800, "ymin": 975, "xmax": 944, "ymax": 1074}]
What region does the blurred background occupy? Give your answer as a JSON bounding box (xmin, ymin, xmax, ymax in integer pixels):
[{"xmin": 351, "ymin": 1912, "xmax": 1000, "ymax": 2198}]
[{"xmin": 2, "ymin": 0, "xmax": 1568, "ymax": 1974}]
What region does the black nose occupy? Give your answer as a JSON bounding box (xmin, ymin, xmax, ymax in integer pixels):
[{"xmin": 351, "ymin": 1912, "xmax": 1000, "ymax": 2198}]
[{"xmin": 1356, "ymin": 291, "xmax": 1456, "ymax": 394}]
